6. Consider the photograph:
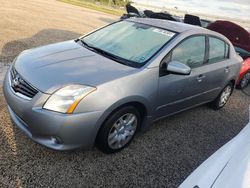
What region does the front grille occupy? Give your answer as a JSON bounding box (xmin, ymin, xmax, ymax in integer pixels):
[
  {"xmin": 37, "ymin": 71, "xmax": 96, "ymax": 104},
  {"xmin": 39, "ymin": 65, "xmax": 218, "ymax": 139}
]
[{"xmin": 10, "ymin": 67, "xmax": 38, "ymax": 99}]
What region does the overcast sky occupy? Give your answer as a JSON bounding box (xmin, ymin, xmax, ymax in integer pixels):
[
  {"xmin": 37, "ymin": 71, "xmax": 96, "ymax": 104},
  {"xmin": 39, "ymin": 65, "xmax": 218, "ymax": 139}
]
[{"xmin": 133, "ymin": 0, "xmax": 250, "ymax": 21}]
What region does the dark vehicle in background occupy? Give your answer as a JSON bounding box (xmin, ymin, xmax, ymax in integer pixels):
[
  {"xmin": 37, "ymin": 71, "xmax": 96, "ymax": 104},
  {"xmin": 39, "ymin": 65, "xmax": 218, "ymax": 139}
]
[
  {"xmin": 121, "ymin": 3, "xmax": 178, "ymax": 21},
  {"xmin": 121, "ymin": 3, "xmax": 200, "ymax": 25},
  {"xmin": 122, "ymin": 2, "xmax": 218, "ymax": 28}
]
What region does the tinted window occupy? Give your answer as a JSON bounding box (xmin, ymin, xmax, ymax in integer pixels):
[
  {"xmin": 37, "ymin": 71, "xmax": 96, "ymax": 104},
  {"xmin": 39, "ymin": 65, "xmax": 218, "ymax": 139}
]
[
  {"xmin": 171, "ymin": 36, "xmax": 205, "ymax": 68},
  {"xmin": 208, "ymin": 37, "xmax": 229, "ymax": 63}
]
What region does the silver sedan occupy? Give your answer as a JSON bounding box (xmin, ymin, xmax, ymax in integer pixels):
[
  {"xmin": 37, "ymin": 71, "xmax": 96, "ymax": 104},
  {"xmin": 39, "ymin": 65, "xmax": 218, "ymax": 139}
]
[{"xmin": 3, "ymin": 18, "xmax": 242, "ymax": 153}]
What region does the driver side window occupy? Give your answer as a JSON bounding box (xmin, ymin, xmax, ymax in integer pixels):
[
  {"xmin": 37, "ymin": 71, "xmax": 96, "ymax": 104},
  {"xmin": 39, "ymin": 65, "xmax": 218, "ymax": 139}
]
[{"xmin": 171, "ymin": 36, "xmax": 206, "ymax": 68}]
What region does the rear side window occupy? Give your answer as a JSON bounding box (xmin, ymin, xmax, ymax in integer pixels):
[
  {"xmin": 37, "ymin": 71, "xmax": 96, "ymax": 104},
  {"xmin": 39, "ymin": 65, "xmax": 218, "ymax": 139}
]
[
  {"xmin": 208, "ymin": 37, "xmax": 229, "ymax": 64},
  {"xmin": 171, "ymin": 36, "xmax": 205, "ymax": 68}
]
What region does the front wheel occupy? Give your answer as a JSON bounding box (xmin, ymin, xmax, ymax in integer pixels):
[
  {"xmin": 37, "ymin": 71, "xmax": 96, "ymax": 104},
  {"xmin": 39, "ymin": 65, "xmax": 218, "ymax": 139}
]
[
  {"xmin": 210, "ymin": 83, "xmax": 233, "ymax": 110},
  {"xmin": 96, "ymin": 106, "xmax": 141, "ymax": 154}
]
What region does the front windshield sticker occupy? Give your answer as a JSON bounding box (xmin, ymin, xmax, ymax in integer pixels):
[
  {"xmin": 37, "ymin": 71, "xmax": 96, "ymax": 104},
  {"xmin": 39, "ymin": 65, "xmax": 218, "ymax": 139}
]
[{"xmin": 153, "ymin": 28, "xmax": 175, "ymax": 37}]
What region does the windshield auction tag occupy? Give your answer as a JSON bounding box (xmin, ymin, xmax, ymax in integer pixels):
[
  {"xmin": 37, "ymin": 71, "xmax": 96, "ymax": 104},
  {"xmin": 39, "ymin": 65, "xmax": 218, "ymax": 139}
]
[{"xmin": 153, "ymin": 28, "xmax": 175, "ymax": 37}]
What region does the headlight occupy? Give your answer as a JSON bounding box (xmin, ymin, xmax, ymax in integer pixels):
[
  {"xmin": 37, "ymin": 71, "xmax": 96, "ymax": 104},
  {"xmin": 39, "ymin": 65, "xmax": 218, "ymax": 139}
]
[{"xmin": 43, "ymin": 85, "xmax": 96, "ymax": 113}]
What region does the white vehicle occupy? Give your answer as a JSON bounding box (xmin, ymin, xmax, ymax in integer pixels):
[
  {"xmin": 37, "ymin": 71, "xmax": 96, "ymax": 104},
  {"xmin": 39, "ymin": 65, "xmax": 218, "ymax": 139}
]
[{"xmin": 180, "ymin": 108, "xmax": 250, "ymax": 188}]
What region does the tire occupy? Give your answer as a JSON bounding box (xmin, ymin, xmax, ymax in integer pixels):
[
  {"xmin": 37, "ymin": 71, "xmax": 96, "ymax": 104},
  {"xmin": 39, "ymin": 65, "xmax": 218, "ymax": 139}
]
[
  {"xmin": 239, "ymin": 72, "xmax": 250, "ymax": 89},
  {"xmin": 96, "ymin": 106, "xmax": 141, "ymax": 154},
  {"xmin": 210, "ymin": 83, "xmax": 233, "ymax": 110}
]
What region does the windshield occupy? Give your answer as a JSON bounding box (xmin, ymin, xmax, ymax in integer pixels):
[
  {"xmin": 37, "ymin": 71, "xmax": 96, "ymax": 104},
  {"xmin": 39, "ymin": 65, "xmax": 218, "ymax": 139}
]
[{"xmin": 81, "ymin": 21, "xmax": 176, "ymax": 67}]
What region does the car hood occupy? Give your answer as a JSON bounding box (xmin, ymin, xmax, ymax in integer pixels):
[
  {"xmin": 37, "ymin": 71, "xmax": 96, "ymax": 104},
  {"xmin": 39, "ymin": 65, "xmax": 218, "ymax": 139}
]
[
  {"xmin": 179, "ymin": 119, "xmax": 250, "ymax": 188},
  {"xmin": 14, "ymin": 40, "xmax": 136, "ymax": 94}
]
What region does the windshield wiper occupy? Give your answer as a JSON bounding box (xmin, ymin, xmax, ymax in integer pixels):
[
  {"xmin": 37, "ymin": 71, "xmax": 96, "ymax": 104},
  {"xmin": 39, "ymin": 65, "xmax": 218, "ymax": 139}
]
[
  {"xmin": 76, "ymin": 38, "xmax": 92, "ymax": 48},
  {"xmin": 78, "ymin": 39, "xmax": 134, "ymax": 67}
]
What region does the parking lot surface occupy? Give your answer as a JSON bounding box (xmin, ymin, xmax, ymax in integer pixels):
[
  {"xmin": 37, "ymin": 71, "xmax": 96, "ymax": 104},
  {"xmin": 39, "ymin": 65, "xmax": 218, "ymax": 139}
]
[{"xmin": 0, "ymin": 1, "xmax": 249, "ymax": 187}]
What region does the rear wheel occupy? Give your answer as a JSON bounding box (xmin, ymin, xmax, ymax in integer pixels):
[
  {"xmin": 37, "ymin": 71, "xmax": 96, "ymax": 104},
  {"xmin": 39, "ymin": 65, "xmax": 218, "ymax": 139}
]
[
  {"xmin": 210, "ymin": 83, "xmax": 233, "ymax": 110},
  {"xmin": 239, "ymin": 72, "xmax": 250, "ymax": 89},
  {"xmin": 96, "ymin": 106, "xmax": 141, "ymax": 154}
]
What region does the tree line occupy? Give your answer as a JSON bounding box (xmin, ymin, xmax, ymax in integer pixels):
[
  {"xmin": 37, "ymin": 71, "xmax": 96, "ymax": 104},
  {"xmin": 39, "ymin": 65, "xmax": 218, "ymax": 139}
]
[{"xmin": 86, "ymin": 0, "xmax": 131, "ymax": 7}]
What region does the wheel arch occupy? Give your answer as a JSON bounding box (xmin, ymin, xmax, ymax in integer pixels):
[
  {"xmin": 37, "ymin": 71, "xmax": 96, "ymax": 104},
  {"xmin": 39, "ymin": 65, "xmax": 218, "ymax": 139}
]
[
  {"xmin": 230, "ymin": 79, "xmax": 236, "ymax": 87},
  {"xmin": 94, "ymin": 97, "xmax": 154, "ymax": 144}
]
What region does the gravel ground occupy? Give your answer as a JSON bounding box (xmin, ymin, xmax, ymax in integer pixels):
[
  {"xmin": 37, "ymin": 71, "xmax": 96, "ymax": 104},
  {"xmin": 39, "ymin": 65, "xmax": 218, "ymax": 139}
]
[
  {"xmin": 0, "ymin": 1, "xmax": 250, "ymax": 187},
  {"xmin": 0, "ymin": 62, "xmax": 9, "ymax": 84}
]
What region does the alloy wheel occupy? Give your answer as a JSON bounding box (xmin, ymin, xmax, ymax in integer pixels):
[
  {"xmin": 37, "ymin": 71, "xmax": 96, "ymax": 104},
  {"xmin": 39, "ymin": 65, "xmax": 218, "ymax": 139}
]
[
  {"xmin": 219, "ymin": 85, "xmax": 232, "ymax": 107},
  {"xmin": 240, "ymin": 72, "xmax": 250, "ymax": 89}
]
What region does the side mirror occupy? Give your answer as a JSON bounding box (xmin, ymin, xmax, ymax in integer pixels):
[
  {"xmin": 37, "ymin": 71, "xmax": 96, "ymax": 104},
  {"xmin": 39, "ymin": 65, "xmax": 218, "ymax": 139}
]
[{"xmin": 166, "ymin": 61, "xmax": 191, "ymax": 75}]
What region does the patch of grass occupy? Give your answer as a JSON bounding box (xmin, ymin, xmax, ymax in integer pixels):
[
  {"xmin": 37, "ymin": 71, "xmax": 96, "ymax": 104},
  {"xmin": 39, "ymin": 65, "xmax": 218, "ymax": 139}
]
[{"xmin": 58, "ymin": 0, "xmax": 125, "ymax": 16}]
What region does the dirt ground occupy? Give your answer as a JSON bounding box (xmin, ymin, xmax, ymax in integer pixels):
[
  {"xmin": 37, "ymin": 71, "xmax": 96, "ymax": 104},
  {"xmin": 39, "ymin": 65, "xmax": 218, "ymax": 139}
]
[
  {"xmin": 0, "ymin": 0, "xmax": 117, "ymax": 63},
  {"xmin": 0, "ymin": 1, "xmax": 250, "ymax": 187}
]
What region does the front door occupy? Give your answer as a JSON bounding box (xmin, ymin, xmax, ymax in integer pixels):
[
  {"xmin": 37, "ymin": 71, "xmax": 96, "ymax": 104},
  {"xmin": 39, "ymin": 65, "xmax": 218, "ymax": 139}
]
[{"xmin": 156, "ymin": 35, "xmax": 215, "ymax": 118}]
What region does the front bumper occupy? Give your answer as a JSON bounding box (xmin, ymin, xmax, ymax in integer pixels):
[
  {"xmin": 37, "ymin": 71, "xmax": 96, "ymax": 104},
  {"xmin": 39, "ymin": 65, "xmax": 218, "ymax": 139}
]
[{"xmin": 3, "ymin": 68, "xmax": 103, "ymax": 150}]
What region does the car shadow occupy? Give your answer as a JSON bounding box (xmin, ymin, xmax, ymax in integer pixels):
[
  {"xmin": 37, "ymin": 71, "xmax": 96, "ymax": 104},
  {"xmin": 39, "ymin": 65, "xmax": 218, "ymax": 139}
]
[{"xmin": 0, "ymin": 29, "xmax": 82, "ymax": 64}]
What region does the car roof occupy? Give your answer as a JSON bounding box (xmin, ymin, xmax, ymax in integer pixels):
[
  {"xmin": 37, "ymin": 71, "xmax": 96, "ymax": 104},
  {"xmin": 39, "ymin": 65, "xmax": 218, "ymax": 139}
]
[{"xmin": 129, "ymin": 17, "xmax": 209, "ymax": 34}]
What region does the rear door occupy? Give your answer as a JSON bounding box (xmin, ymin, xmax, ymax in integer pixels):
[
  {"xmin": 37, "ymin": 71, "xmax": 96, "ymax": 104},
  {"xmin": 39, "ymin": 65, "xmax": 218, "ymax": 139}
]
[{"xmin": 202, "ymin": 36, "xmax": 231, "ymax": 95}]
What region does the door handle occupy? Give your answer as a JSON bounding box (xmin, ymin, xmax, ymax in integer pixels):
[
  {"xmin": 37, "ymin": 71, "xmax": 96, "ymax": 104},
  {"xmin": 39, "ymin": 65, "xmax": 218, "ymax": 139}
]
[
  {"xmin": 196, "ymin": 74, "xmax": 205, "ymax": 82},
  {"xmin": 225, "ymin": 67, "xmax": 230, "ymax": 73}
]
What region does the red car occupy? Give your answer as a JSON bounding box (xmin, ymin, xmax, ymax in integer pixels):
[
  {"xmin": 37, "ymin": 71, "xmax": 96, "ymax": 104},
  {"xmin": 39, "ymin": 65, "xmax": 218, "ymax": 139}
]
[{"xmin": 237, "ymin": 58, "xmax": 250, "ymax": 89}]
